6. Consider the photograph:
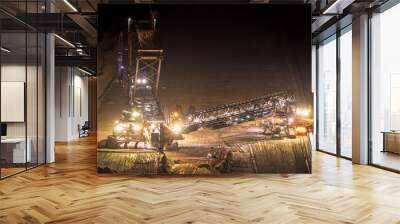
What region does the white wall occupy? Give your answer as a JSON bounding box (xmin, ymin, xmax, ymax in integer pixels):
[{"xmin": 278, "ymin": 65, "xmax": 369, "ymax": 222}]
[
  {"xmin": 55, "ymin": 67, "xmax": 69, "ymax": 141},
  {"xmin": 1, "ymin": 64, "xmax": 41, "ymax": 137},
  {"xmin": 1, "ymin": 65, "xmax": 27, "ymax": 139},
  {"xmin": 1, "ymin": 64, "xmax": 25, "ymax": 137},
  {"xmin": 55, "ymin": 67, "xmax": 89, "ymax": 141},
  {"xmin": 1, "ymin": 63, "xmax": 46, "ymax": 163},
  {"xmin": 72, "ymin": 73, "xmax": 89, "ymax": 137}
]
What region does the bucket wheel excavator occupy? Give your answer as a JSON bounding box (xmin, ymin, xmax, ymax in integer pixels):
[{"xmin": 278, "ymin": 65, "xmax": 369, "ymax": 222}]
[{"xmin": 99, "ymin": 11, "xmax": 181, "ymax": 150}]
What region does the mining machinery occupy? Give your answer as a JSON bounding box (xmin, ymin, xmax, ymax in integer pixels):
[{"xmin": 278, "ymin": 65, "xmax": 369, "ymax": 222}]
[
  {"xmin": 183, "ymin": 91, "xmax": 311, "ymax": 139},
  {"xmin": 105, "ymin": 107, "xmax": 149, "ymax": 149},
  {"xmin": 100, "ymin": 9, "xmax": 308, "ymax": 149},
  {"xmin": 185, "ymin": 91, "xmax": 295, "ymax": 131},
  {"xmin": 101, "ymin": 10, "xmax": 175, "ymax": 150}
]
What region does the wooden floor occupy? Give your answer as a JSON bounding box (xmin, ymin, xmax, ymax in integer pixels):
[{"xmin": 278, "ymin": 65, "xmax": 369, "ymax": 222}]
[
  {"xmin": 1, "ymin": 137, "xmax": 400, "ymax": 224},
  {"xmin": 372, "ymin": 151, "xmax": 400, "ymax": 171},
  {"xmin": 1, "ymin": 167, "xmax": 26, "ymax": 178}
]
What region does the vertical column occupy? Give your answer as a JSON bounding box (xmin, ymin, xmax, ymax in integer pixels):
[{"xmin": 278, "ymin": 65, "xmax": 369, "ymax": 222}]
[
  {"xmin": 46, "ymin": 0, "xmax": 55, "ymax": 163},
  {"xmin": 46, "ymin": 33, "xmax": 55, "ymax": 163},
  {"xmin": 352, "ymin": 14, "xmax": 369, "ymax": 164}
]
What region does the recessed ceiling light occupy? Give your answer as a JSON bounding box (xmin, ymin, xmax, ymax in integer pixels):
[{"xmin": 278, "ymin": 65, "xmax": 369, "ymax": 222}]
[
  {"xmin": 54, "ymin": 34, "xmax": 75, "ymax": 48},
  {"xmin": 77, "ymin": 67, "xmax": 94, "ymax": 76},
  {"xmin": 1, "ymin": 47, "xmax": 11, "ymax": 53},
  {"xmin": 63, "ymin": 0, "xmax": 78, "ymax": 12},
  {"xmin": 322, "ymin": 0, "xmax": 353, "ymax": 15}
]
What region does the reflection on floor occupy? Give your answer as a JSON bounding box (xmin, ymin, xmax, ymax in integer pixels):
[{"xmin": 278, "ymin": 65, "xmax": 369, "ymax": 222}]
[
  {"xmin": 0, "ymin": 163, "xmax": 42, "ymax": 179},
  {"xmin": 0, "ymin": 167, "xmax": 25, "ymax": 178},
  {"xmin": 0, "ymin": 136, "xmax": 400, "ymax": 223},
  {"xmin": 373, "ymin": 151, "xmax": 400, "ymax": 171},
  {"xmin": 340, "ymin": 147, "xmax": 352, "ymax": 159}
]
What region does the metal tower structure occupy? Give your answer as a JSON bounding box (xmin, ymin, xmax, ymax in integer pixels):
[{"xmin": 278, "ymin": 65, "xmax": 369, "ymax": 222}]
[
  {"xmin": 124, "ymin": 11, "xmax": 165, "ymax": 122},
  {"xmin": 133, "ymin": 49, "xmax": 164, "ymax": 122}
]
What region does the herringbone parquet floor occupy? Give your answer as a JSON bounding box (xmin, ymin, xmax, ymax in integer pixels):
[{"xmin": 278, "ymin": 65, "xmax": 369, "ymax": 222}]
[{"xmin": 1, "ymin": 136, "xmax": 400, "ymax": 224}]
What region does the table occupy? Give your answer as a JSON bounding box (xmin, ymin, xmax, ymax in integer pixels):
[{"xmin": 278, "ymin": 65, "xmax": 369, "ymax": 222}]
[
  {"xmin": 1, "ymin": 138, "xmax": 31, "ymax": 164},
  {"xmin": 382, "ymin": 131, "xmax": 400, "ymax": 154}
]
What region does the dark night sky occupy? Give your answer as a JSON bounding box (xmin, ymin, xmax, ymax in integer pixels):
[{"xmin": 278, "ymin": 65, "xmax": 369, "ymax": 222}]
[{"xmin": 98, "ymin": 4, "xmax": 311, "ymax": 114}]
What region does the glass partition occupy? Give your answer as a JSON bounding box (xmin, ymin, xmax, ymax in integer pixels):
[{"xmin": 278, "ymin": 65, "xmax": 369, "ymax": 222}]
[
  {"xmin": 26, "ymin": 0, "xmax": 44, "ymax": 169},
  {"xmin": 317, "ymin": 35, "xmax": 337, "ymax": 154},
  {"xmin": 0, "ymin": 1, "xmax": 46, "ymax": 179},
  {"xmin": 27, "ymin": 30, "xmax": 38, "ymax": 169},
  {"xmin": 1, "ymin": 31, "xmax": 28, "ymax": 177}
]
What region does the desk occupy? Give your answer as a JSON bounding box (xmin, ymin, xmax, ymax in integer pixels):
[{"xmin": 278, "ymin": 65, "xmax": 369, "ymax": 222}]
[
  {"xmin": 1, "ymin": 138, "xmax": 31, "ymax": 164},
  {"xmin": 382, "ymin": 131, "xmax": 400, "ymax": 154}
]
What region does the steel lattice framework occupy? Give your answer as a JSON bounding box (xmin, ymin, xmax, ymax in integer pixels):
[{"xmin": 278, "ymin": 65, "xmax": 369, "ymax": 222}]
[
  {"xmin": 132, "ymin": 49, "xmax": 164, "ymax": 122},
  {"xmin": 122, "ymin": 12, "xmax": 165, "ymax": 122},
  {"xmin": 186, "ymin": 91, "xmax": 294, "ymax": 130}
]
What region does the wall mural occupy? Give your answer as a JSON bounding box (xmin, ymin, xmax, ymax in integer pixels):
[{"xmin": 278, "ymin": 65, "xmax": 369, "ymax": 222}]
[{"xmin": 97, "ymin": 4, "xmax": 313, "ymax": 175}]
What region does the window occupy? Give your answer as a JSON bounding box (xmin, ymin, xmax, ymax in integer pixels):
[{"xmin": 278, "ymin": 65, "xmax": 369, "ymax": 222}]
[
  {"xmin": 370, "ymin": 3, "xmax": 400, "ymax": 171},
  {"xmin": 339, "ymin": 28, "xmax": 352, "ymax": 158},
  {"xmin": 317, "ymin": 35, "xmax": 337, "ymax": 154}
]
